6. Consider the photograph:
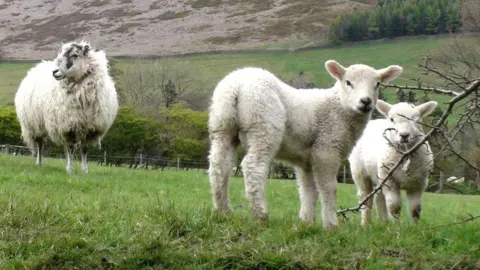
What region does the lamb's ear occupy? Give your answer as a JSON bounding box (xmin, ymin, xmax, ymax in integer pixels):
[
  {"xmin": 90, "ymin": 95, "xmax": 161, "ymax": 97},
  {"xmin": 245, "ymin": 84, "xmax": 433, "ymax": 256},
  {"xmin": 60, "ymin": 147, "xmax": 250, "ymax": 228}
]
[
  {"xmin": 376, "ymin": 100, "xmax": 392, "ymax": 117},
  {"xmin": 416, "ymin": 101, "xmax": 438, "ymax": 118},
  {"xmin": 378, "ymin": 65, "xmax": 403, "ymax": 82},
  {"xmin": 325, "ymin": 60, "xmax": 346, "ymax": 80},
  {"xmin": 82, "ymin": 44, "xmax": 91, "ymax": 56}
]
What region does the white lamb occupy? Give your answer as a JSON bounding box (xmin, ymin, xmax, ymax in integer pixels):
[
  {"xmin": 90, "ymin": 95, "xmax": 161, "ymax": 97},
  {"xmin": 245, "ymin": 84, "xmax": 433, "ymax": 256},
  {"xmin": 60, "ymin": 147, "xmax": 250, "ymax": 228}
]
[
  {"xmin": 348, "ymin": 100, "xmax": 437, "ymax": 226},
  {"xmin": 207, "ymin": 60, "xmax": 403, "ymax": 229},
  {"xmin": 14, "ymin": 40, "xmax": 119, "ymax": 173}
]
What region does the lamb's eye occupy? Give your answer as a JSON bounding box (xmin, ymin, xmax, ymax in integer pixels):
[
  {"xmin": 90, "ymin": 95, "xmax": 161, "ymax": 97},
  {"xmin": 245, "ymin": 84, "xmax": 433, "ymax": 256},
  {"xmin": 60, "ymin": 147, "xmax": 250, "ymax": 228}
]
[
  {"xmin": 390, "ymin": 118, "xmax": 394, "ymax": 123},
  {"xmin": 346, "ymin": 80, "xmax": 353, "ymax": 87},
  {"xmin": 71, "ymin": 54, "xmax": 79, "ymax": 59}
]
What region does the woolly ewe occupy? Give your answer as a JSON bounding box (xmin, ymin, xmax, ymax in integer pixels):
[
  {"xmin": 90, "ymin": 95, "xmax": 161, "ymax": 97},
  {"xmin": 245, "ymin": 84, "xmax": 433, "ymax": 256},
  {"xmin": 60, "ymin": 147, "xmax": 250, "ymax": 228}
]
[
  {"xmin": 207, "ymin": 60, "xmax": 403, "ymax": 229},
  {"xmin": 348, "ymin": 100, "xmax": 437, "ymax": 226},
  {"xmin": 15, "ymin": 41, "xmax": 119, "ymax": 173}
]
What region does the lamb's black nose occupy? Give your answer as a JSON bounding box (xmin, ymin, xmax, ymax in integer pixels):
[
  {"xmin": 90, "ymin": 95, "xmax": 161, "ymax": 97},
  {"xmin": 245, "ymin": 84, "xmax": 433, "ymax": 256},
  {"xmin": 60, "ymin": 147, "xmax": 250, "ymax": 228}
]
[
  {"xmin": 360, "ymin": 97, "xmax": 372, "ymax": 106},
  {"xmin": 400, "ymin": 132, "xmax": 410, "ymax": 139},
  {"xmin": 52, "ymin": 69, "xmax": 59, "ymax": 76}
]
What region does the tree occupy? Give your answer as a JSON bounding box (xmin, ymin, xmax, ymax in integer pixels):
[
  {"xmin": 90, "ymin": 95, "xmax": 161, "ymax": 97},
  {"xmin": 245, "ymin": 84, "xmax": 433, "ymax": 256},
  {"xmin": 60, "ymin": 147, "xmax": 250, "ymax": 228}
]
[
  {"xmin": 0, "ymin": 105, "xmax": 22, "ymax": 145},
  {"xmin": 118, "ymin": 58, "xmax": 208, "ymax": 115}
]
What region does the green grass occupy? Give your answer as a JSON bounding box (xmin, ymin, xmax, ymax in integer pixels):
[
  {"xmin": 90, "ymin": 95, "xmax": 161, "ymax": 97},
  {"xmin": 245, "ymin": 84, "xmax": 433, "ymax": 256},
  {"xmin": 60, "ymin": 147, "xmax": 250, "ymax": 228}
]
[{"xmin": 0, "ymin": 154, "xmax": 479, "ymax": 269}]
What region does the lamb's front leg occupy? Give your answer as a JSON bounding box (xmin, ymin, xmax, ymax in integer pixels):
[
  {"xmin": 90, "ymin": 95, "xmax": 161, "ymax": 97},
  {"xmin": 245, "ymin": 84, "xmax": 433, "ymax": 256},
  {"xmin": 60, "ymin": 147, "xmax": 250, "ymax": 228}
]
[
  {"xmin": 295, "ymin": 167, "xmax": 317, "ymax": 223},
  {"xmin": 378, "ymin": 166, "xmax": 402, "ymax": 220},
  {"xmin": 406, "ymin": 187, "xmax": 425, "ymax": 223},
  {"xmin": 312, "ymin": 154, "xmax": 340, "ymax": 229}
]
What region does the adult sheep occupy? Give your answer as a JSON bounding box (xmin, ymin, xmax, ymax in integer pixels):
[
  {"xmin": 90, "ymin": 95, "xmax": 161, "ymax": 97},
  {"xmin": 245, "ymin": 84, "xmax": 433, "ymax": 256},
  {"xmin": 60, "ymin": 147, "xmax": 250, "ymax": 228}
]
[
  {"xmin": 348, "ymin": 100, "xmax": 437, "ymax": 226},
  {"xmin": 15, "ymin": 40, "xmax": 119, "ymax": 173},
  {"xmin": 207, "ymin": 61, "xmax": 403, "ymax": 229}
]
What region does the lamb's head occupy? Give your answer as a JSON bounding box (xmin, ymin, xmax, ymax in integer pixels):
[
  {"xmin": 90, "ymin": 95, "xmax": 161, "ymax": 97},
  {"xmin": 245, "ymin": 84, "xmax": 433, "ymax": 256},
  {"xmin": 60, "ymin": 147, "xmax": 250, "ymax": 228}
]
[
  {"xmin": 376, "ymin": 100, "xmax": 438, "ymax": 147},
  {"xmin": 325, "ymin": 60, "xmax": 403, "ymax": 115},
  {"xmin": 52, "ymin": 41, "xmax": 93, "ymax": 81}
]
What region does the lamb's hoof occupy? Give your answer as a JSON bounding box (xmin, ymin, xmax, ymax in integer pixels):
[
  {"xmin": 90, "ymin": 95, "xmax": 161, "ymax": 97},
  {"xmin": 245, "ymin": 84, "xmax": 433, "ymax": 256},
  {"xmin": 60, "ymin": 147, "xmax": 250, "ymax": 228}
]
[
  {"xmin": 299, "ymin": 217, "xmax": 316, "ymax": 227},
  {"xmin": 66, "ymin": 167, "xmax": 74, "ymax": 174},
  {"xmin": 388, "ymin": 205, "xmax": 401, "ymax": 219},
  {"xmin": 322, "ymin": 221, "xmax": 339, "ymax": 231},
  {"xmin": 82, "ymin": 168, "xmax": 88, "ymax": 174}
]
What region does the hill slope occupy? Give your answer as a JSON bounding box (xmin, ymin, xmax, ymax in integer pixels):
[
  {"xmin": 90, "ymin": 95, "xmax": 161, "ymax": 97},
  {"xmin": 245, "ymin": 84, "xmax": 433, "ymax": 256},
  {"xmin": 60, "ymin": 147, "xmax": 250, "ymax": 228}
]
[{"xmin": 0, "ymin": 0, "xmax": 376, "ymax": 60}]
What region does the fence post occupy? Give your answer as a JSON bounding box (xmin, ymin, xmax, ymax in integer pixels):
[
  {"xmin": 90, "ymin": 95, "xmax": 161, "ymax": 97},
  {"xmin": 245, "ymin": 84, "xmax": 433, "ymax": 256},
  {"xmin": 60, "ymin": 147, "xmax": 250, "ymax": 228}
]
[
  {"xmin": 342, "ymin": 165, "xmax": 346, "ymax": 183},
  {"xmin": 139, "ymin": 153, "xmax": 143, "ymax": 166},
  {"xmin": 177, "ymin": 157, "xmax": 180, "ymax": 170},
  {"xmin": 103, "ymin": 151, "xmax": 107, "ymax": 165},
  {"xmin": 476, "ymin": 171, "xmax": 480, "ymax": 189},
  {"xmin": 437, "ymin": 171, "xmax": 445, "ymax": 193},
  {"xmin": 5, "ymin": 145, "xmax": 9, "ymax": 154}
]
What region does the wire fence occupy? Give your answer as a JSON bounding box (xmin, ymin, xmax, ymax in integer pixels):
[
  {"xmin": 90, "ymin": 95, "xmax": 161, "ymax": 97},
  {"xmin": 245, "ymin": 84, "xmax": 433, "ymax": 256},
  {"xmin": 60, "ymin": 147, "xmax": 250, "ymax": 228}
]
[{"xmin": 1, "ymin": 144, "xmax": 479, "ymax": 194}]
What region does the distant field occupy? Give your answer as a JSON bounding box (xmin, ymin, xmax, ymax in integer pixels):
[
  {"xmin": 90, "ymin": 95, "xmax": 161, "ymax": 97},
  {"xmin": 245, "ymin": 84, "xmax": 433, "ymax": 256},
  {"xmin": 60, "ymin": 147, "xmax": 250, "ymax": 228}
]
[
  {"xmin": 0, "ymin": 37, "xmax": 457, "ymax": 110},
  {"xmin": 0, "ymin": 154, "xmax": 479, "ymax": 269}
]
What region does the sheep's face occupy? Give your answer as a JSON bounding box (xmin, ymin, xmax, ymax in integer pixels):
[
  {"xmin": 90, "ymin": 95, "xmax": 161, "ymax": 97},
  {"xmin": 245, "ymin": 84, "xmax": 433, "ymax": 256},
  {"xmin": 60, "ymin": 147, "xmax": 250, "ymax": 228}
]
[
  {"xmin": 376, "ymin": 100, "xmax": 438, "ymax": 147},
  {"xmin": 325, "ymin": 60, "xmax": 403, "ymax": 115},
  {"xmin": 52, "ymin": 42, "xmax": 91, "ymax": 81}
]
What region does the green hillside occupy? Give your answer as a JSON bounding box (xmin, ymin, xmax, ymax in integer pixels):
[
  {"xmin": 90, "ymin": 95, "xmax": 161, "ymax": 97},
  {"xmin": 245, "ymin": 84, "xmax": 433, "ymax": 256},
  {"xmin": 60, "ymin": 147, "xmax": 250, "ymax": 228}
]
[{"xmin": 0, "ymin": 37, "xmax": 457, "ymax": 110}]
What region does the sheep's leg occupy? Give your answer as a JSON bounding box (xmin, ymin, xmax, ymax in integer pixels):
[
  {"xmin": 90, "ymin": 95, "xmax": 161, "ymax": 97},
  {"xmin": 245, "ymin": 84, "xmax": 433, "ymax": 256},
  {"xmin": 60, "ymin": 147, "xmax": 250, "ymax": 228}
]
[
  {"xmin": 312, "ymin": 154, "xmax": 340, "ymax": 229},
  {"xmin": 350, "ymin": 167, "xmax": 373, "ymax": 226},
  {"xmin": 241, "ymin": 151, "xmax": 273, "ymax": 221},
  {"xmin": 358, "ymin": 183, "xmax": 374, "ymax": 227},
  {"xmin": 81, "ymin": 145, "xmax": 88, "ymax": 174},
  {"xmin": 382, "ymin": 184, "xmax": 402, "ymax": 220},
  {"xmin": 208, "ymin": 133, "xmax": 237, "ymax": 213},
  {"xmin": 296, "ymin": 167, "xmax": 317, "ymax": 223},
  {"xmin": 375, "ymin": 191, "xmax": 389, "ymax": 223},
  {"xmin": 64, "ymin": 144, "xmax": 75, "ymax": 174},
  {"xmin": 35, "ymin": 139, "xmax": 43, "ymax": 165},
  {"xmin": 406, "ymin": 188, "xmax": 424, "ymax": 223}
]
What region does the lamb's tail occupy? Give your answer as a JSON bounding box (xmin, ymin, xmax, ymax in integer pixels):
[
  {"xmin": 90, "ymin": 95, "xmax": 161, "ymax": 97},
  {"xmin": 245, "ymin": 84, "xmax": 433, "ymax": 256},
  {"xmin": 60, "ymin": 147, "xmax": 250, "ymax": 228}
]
[{"xmin": 208, "ymin": 79, "xmax": 239, "ymax": 136}]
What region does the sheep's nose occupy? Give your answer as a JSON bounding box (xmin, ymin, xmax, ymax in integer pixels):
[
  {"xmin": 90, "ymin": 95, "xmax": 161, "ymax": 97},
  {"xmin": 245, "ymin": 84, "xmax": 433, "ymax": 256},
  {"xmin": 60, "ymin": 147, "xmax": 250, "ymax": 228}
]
[
  {"xmin": 52, "ymin": 69, "xmax": 59, "ymax": 76},
  {"xmin": 400, "ymin": 132, "xmax": 410, "ymax": 139},
  {"xmin": 360, "ymin": 97, "xmax": 372, "ymax": 106}
]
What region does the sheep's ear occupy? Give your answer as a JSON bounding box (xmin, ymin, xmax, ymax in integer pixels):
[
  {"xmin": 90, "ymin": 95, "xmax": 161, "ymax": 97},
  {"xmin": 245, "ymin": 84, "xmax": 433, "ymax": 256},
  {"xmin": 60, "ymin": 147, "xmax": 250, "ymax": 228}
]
[
  {"xmin": 376, "ymin": 100, "xmax": 392, "ymax": 117},
  {"xmin": 416, "ymin": 101, "xmax": 438, "ymax": 118},
  {"xmin": 378, "ymin": 65, "xmax": 403, "ymax": 82},
  {"xmin": 325, "ymin": 60, "xmax": 346, "ymax": 80},
  {"xmin": 82, "ymin": 44, "xmax": 91, "ymax": 56}
]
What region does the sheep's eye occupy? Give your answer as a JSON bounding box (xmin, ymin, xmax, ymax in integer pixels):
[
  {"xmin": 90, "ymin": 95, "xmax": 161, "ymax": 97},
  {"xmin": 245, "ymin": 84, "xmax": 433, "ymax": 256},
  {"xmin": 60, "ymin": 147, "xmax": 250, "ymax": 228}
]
[
  {"xmin": 346, "ymin": 80, "xmax": 353, "ymax": 87},
  {"xmin": 390, "ymin": 118, "xmax": 394, "ymax": 123},
  {"xmin": 71, "ymin": 54, "xmax": 79, "ymax": 59}
]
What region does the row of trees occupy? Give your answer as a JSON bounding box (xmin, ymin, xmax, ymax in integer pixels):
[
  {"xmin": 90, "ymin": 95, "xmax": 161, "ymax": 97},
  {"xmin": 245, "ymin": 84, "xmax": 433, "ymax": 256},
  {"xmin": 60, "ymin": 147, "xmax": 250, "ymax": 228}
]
[{"xmin": 329, "ymin": 0, "xmax": 462, "ymax": 44}]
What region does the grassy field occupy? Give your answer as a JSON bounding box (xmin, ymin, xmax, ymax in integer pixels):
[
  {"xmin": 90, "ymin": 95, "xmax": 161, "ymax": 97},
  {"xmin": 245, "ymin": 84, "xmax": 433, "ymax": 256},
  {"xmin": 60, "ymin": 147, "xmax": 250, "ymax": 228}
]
[
  {"xmin": 0, "ymin": 154, "xmax": 479, "ymax": 269},
  {"xmin": 0, "ymin": 37, "xmax": 458, "ymax": 109}
]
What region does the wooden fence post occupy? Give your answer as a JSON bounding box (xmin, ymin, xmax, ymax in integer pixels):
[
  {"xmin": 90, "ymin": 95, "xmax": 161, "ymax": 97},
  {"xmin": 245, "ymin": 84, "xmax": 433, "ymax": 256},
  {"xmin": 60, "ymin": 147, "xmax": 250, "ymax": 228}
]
[
  {"xmin": 342, "ymin": 166, "xmax": 346, "ymax": 183},
  {"xmin": 437, "ymin": 171, "xmax": 445, "ymax": 193},
  {"xmin": 177, "ymin": 157, "xmax": 180, "ymax": 170},
  {"xmin": 476, "ymin": 171, "xmax": 480, "ymax": 189},
  {"xmin": 103, "ymin": 151, "xmax": 107, "ymax": 165},
  {"xmin": 139, "ymin": 153, "xmax": 143, "ymax": 166}
]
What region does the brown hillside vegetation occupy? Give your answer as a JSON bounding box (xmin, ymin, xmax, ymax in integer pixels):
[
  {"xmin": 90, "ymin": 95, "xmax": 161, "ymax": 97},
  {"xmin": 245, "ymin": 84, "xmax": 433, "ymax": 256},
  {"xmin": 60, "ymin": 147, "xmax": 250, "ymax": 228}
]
[{"xmin": 0, "ymin": 0, "xmax": 376, "ymax": 60}]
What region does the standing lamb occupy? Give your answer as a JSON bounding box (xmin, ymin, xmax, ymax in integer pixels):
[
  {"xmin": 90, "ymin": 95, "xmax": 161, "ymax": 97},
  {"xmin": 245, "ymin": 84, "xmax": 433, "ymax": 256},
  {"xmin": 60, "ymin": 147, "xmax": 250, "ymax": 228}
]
[
  {"xmin": 348, "ymin": 100, "xmax": 437, "ymax": 226},
  {"xmin": 207, "ymin": 60, "xmax": 403, "ymax": 229},
  {"xmin": 14, "ymin": 40, "xmax": 119, "ymax": 173}
]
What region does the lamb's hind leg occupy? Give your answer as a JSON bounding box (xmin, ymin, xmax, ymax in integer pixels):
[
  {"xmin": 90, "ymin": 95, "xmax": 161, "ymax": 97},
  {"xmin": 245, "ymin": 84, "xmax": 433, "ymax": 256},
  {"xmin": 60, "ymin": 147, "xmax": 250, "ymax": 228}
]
[
  {"xmin": 208, "ymin": 133, "xmax": 237, "ymax": 213},
  {"xmin": 296, "ymin": 167, "xmax": 317, "ymax": 223},
  {"xmin": 240, "ymin": 131, "xmax": 281, "ymax": 221}
]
